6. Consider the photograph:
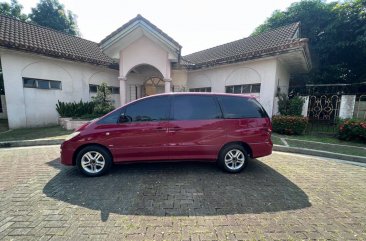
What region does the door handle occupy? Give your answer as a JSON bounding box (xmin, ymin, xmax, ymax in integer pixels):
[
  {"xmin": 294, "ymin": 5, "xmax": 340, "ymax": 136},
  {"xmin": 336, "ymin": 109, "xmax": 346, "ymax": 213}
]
[
  {"xmin": 155, "ymin": 127, "xmax": 167, "ymax": 131},
  {"xmin": 169, "ymin": 126, "xmax": 181, "ymax": 132}
]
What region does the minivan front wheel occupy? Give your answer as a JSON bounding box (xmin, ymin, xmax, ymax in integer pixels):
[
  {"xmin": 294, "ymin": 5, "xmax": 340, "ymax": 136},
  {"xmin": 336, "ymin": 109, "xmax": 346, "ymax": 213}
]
[
  {"xmin": 76, "ymin": 145, "xmax": 112, "ymax": 177},
  {"xmin": 218, "ymin": 144, "xmax": 248, "ymax": 173}
]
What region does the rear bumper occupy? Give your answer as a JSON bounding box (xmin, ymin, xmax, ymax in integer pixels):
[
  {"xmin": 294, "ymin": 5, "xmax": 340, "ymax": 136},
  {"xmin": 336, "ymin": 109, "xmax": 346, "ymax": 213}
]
[{"xmin": 250, "ymin": 141, "xmax": 273, "ymax": 158}]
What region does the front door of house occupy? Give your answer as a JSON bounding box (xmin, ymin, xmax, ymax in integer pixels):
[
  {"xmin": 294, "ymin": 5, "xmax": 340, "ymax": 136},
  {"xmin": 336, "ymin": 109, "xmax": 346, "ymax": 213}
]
[{"xmin": 143, "ymin": 77, "xmax": 165, "ymax": 96}]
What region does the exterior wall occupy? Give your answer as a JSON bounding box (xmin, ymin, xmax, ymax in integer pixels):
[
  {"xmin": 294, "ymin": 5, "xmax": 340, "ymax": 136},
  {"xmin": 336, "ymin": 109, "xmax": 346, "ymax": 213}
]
[
  {"xmin": 0, "ymin": 50, "xmax": 118, "ymax": 128},
  {"xmin": 276, "ymin": 61, "xmax": 290, "ymax": 95},
  {"xmin": 0, "ymin": 95, "xmax": 7, "ymax": 119},
  {"xmin": 186, "ymin": 58, "xmax": 279, "ymax": 116},
  {"xmin": 171, "ymin": 69, "xmax": 188, "ymax": 92},
  {"xmin": 120, "ymin": 36, "xmax": 171, "ymax": 79},
  {"xmin": 89, "ymin": 71, "xmax": 121, "ymax": 107},
  {"xmin": 272, "ymin": 60, "xmax": 290, "ymax": 115}
]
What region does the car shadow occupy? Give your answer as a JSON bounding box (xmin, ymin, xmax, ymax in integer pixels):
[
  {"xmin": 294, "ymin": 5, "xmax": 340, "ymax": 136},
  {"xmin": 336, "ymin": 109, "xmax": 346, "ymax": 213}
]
[{"xmin": 43, "ymin": 159, "xmax": 311, "ymax": 221}]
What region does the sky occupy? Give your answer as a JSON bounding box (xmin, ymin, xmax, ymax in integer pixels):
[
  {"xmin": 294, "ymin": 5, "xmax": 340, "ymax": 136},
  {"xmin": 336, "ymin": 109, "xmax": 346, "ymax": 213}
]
[{"xmin": 8, "ymin": 0, "xmax": 301, "ymax": 55}]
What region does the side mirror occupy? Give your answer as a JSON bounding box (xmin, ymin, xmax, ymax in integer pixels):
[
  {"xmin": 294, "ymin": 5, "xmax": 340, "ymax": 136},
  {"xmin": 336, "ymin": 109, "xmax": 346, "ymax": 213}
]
[{"xmin": 118, "ymin": 114, "xmax": 131, "ymax": 123}]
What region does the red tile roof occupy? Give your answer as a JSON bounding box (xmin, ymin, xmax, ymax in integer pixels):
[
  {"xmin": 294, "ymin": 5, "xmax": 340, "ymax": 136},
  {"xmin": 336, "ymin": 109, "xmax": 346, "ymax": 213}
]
[
  {"xmin": 0, "ymin": 14, "xmax": 307, "ymax": 71},
  {"xmin": 182, "ymin": 22, "xmax": 307, "ymax": 69},
  {"xmin": 0, "ymin": 15, "xmax": 117, "ymax": 68}
]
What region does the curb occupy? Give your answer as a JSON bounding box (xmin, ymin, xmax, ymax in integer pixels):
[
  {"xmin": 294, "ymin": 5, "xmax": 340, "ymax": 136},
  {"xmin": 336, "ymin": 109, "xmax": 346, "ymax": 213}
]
[
  {"xmin": 273, "ymin": 145, "xmax": 366, "ymax": 164},
  {"xmin": 0, "ymin": 139, "xmax": 64, "ymax": 148}
]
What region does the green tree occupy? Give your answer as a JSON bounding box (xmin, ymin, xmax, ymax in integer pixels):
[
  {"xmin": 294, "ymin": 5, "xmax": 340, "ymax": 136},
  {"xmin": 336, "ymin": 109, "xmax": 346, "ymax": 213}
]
[
  {"xmin": 253, "ymin": 0, "xmax": 366, "ymax": 85},
  {"xmin": 0, "ymin": 0, "xmax": 27, "ymax": 21},
  {"xmin": 92, "ymin": 83, "xmax": 115, "ymax": 116},
  {"xmin": 29, "ymin": 0, "xmax": 79, "ymax": 36}
]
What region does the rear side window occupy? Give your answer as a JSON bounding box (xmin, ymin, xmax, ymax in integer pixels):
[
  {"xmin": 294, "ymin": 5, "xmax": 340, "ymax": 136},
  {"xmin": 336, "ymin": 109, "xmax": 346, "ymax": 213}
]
[
  {"xmin": 172, "ymin": 95, "xmax": 221, "ymax": 120},
  {"xmin": 124, "ymin": 96, "xmax": 170, "ymax": 122},
  {"xmin": 218, "ymin": 96, "xmax": 268, "ymax": 119}
]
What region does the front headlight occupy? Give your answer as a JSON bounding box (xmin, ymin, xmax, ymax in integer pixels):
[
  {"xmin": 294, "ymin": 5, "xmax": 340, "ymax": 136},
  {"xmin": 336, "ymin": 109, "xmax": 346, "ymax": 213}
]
[{"xmin": 65, "ymin": 131, "xmax": 80, "ymax": 141}]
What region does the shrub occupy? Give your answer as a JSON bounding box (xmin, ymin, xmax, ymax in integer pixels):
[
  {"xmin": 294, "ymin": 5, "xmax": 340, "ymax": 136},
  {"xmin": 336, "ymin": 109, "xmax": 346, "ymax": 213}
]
[
  {"xmin": 56, "ymin": 82, "xmax": 115, "ymax": 119},
  {"xmin": 338, "ymin": 119, "xmax": 366, "ymax": 142},
  {"xmin": 56, "ymin": 100, "xmax": 94, "ymax": 118},
  {"xmin": 277, "ymin": 93, "xmax": 304, "ymax": 116},
  {"xmin": 272, "ymin": 115, "xmax": 308, "ymax": 135}
]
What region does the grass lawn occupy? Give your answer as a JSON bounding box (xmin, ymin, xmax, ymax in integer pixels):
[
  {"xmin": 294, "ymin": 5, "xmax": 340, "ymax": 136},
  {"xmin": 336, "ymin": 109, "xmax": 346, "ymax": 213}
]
[
  {"xmin": 272, "ymin": 133, "xmax": 366, "ymax": 157},
  {"xmin": 0, "ymin": 125, "xmax": 73, "ymax": 142},
  {"xmin": 271, "ymin": 135, "xmax": 285, "ymax": 145},
  {"xmin": 273, "ymin": 133, "xmax": 366, "ymax": 147},
  {"xmin": 287, "ymin": 139, "xmax": 366, "ymax": 157}
]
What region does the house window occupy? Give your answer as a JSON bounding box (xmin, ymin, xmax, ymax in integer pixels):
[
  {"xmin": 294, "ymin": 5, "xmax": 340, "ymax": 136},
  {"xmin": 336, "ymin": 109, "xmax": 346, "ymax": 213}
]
[
  {"xmin": 225, "ymin": 84, "xmax": 261, "ymax": 94},
  {"xmin": 189, "ymin": 87, "xmax": 212, "ymax": 92},
  {"xmin": 23, "ymin": 78, "xmax": 62, "ymax": 90},
  {"xmin": 110, "ymin": 86, "xmax": 120, "ymax": 94},
  {"xmin": 50, "ymin": 81, "xmax": 62, "ymax": 89},
  {"xmin": 89, "ymin": 84, "xmax": 98, "ymax": 93},
  {"xmin": 89, "ymin": 84, "xmax": 120, "ymax": 94}
]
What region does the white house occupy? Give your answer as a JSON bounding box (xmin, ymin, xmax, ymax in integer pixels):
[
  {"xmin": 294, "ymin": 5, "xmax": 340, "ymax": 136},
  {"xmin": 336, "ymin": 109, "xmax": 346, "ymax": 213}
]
[{"xmin": 0, "ymin": 14, "xmax": 311, "ymax": 128}]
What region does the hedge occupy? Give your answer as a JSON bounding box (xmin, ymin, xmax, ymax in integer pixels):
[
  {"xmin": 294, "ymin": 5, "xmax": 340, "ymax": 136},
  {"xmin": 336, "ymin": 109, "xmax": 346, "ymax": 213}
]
[
  {"xmin": 272, "ymin": 115, "xmax": 308, "ymax": 135},
  {"xmin": 56, "ymin": 100, "xmax": 96, "ymax": 118},
  {"xmin": 338, "ymin": 119, "xmax": 366, "ymax": 142}
]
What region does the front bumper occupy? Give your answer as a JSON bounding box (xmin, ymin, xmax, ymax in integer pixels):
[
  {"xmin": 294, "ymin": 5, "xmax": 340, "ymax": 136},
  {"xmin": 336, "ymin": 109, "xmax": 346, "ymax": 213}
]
[{"xmin": 60, "ymin": 141, "xmax": 74, "ymax": 166}]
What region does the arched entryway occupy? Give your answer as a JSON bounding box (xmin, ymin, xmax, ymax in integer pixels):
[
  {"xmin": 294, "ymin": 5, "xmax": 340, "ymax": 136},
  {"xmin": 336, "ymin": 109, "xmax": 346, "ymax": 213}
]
[
  {"xmin": 144, "ymin": 76, "xmax": 165, "ymax": 96},
  {"xmin": 124, "ymin": 64, "xmax": 170, "ymax": 102}
]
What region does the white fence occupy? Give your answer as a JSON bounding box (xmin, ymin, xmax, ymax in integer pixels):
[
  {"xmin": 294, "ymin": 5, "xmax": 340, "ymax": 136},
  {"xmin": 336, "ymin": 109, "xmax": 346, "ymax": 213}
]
[{"xmin": 298, "ymin": 95, "xmax": 365, "ymax": 120}]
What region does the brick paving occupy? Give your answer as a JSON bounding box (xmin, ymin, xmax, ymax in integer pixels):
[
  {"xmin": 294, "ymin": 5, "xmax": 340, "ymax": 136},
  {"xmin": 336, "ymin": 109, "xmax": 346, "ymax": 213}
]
[{"xmin": 0, "ymin": 146, "xmax": 365, "ymax": 240}]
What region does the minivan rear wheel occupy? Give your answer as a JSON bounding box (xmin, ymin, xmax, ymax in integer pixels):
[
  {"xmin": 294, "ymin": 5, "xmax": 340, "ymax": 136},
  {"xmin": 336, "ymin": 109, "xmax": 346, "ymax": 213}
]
[
  {"xmin": 218, "ymin": 144, "xmax": 248, "ymax": 173},
  {"xmin": 76, "ymin": 145, "xmax": 112, "ymax": 177}
]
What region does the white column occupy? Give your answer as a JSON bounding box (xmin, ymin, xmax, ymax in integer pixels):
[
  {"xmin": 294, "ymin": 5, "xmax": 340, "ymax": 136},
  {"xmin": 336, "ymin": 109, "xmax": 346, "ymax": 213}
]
[
  {"xmin": 339, "ymin": 95, "xmax": 356, "ymax": 119},
  {"xmin": 164, "ymin": 78, "xmax": 172, "ymax": 93},
  {"xmin": 118, "ymin": 76, "xmax": 127, "ymax": 105},
  {"xmin": 272, "ymin": 97, "xmax": 279, "ymax": 116},
  {"xmin": 301, "ymin": 96, "xmax": 310, "ymax": 117}
]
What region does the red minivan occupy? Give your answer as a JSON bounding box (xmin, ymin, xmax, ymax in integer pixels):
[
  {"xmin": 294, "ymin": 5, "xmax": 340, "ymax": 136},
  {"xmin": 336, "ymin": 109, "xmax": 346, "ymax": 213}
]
[{"xmin": 61, "ymin": 93, "xmax": 272, "ymax": 176}]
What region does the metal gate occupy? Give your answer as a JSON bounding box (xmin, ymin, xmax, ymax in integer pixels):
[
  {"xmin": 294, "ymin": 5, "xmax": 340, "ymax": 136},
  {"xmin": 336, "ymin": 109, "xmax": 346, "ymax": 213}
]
[
  {"xmin": 354, "ymin": 95, "xmax": 366, "ymax": 120},
  {"xmin": 306, "ymin": 95, "xmax": 341, "ymax": 134}
]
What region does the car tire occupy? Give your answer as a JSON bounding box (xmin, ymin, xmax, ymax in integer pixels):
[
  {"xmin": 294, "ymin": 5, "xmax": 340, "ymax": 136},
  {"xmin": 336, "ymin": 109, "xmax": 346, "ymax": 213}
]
[
  {"xmin": 76, "ymin": 145, "xmax": 112, "ymax": 177},
  {"xmin": 218, "ymin": 144, "xmax": 248, "ymax": 173}
]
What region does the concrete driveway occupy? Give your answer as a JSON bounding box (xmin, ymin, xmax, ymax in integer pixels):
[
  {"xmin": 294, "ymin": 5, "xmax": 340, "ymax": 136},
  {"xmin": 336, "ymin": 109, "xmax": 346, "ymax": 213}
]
[{"xmin": 0, "ymin": 146, "xmax": 365, "ymax": 240}]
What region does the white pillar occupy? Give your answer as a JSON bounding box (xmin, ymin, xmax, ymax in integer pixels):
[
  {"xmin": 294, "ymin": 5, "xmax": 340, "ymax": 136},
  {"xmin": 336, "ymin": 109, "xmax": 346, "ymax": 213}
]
[
  {"xmin": 301, "ymin": 96, "xmax": 310, "ymax": 117},
  {"xmin": 118, "ymin": 76, "xmax": 127, "ymax": 105},
  {"xmin": 272, "ymin": 97, "xmax": 279, "ymax": 116},
  {"xmin": 339, "ymin": 95, "xmax": 356, "ymax": 119},
  {"xmin": 164, "ymin": 78, "xmax": 172, "ymax": 93}
]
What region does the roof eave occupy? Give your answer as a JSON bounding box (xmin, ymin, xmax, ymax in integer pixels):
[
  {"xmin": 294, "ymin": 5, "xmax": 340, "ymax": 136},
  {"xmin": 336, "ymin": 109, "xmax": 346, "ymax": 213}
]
[
  {"xmin": 99, "ymin": 15, "xmax": 182, "ymax": 50},
  {"xmin": 185, "ymin": 39, "xmax": 311, "ymax": 71},
  {"xmin": 0, "ymin": 45, "xmax": 119, "ymax": 70}
]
